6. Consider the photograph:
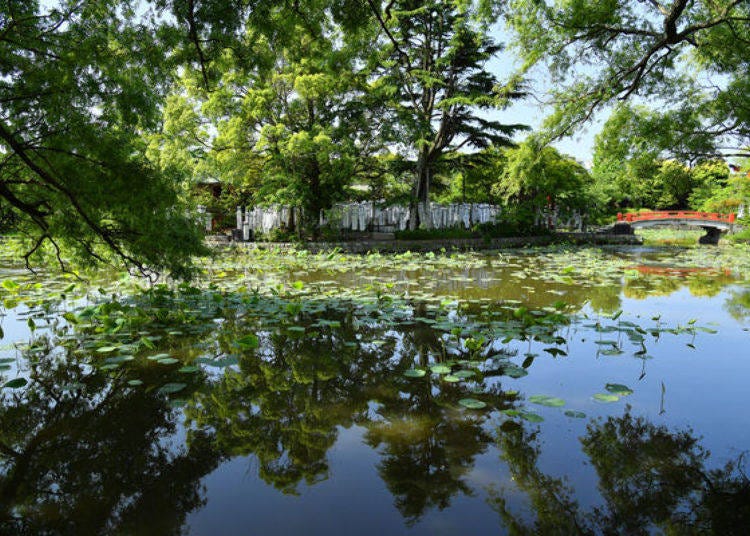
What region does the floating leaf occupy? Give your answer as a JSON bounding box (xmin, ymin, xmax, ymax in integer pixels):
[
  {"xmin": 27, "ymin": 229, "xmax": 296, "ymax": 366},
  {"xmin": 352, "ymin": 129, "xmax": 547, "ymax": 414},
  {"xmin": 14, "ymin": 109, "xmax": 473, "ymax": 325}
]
[
  {"xmin": 543, "ymin": 347, "xmax": 567, "ymax": 357},
  {"xmin": 236, "ymin": 334, "xmax": 259, "ymax": 348},
  {"xmin": 3, "ymin": 378, "xmax": 27, "ymax": 389},
  {"xmin": 564, "ymin": 410, "xmax": 587, "ymax": 418},
  {"xmin": 528, "ymin": 395, "xmax": 565, "ymax": 407},
  {"xmin": 128, "ymin": 379, "xmax": 143, "ymax": 386},
  {"xmin": 503, "ymin": 364, "xmax": 528, "ymax": 378},
  {"xmin": 459, "ymin": 398, "xmax": 487, "ymax": 409},
  {"xmin": 605, "ymin": 383, "xmax": 633, "ymax": 396},
  {"xmin": 403, "ymin": 369, "xmax": 427, "ymax": 378},
  {"xmin": 593, "ymin": 393, "xmax": 620, "ymax": 403},
  {"xmin": 157, "ymin": 357, "xmax": 179, "ymax": 365},
  {"xmin": 178, "ymin": 366, "xmax": 200, "ymax": 373},
  {"xmin": 443, "ymin": 375, "xmax": 461, "ymax": 383},
  {"xmin": 96, "ymin": 346, "xmax": 118, "ymax": 354},
  {"xmin": 158, "ymin": 382, "xmax": 186, "ymax": 394},
  {"xmin": 520, "ymin": 411, "xmax": 544, "ymax": 423},
  {"xmin": 453, "ymin": 370, "xmax": 475, "ymax": 379},
  {"xmin": 430, "ymin": 364, "xmax": 451, "ymax": 374},
  {"xmin": 147, "ymin": 353, "xmax": 171, "ymax": 361}
]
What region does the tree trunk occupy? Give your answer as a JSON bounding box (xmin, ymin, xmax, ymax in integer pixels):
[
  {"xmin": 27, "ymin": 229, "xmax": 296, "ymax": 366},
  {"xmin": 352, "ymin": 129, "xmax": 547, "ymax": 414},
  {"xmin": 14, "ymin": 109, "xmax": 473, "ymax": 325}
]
[{"xmin": 409, "ymin": 151, "xmax": 432, "ymax": 230}]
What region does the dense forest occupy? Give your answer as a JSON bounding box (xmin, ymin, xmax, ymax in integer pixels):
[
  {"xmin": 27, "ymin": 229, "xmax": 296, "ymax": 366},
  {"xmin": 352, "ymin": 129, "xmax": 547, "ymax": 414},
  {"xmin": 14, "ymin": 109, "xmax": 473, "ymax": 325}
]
[{"xmin": 1, "ymin": 0, "xmax": 749, "ymax": 275}]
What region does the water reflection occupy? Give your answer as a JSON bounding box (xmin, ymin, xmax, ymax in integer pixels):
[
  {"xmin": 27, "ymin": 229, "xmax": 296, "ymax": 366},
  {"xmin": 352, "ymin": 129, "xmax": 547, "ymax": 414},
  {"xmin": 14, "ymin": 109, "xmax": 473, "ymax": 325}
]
[
  {"xmin": 0, "ymin": 246, "xmax": 748, "ymax": 534},
  {"xmin": 4, "ymin": 324, "xmax": 746, "ymax": 534},
  {"xmin": 0, "ymin": 338, "xmax": 220, "ymax": 535},
  {"xmin": 492, "ymin": 408, "xmax": 750, "ymax": 535}
]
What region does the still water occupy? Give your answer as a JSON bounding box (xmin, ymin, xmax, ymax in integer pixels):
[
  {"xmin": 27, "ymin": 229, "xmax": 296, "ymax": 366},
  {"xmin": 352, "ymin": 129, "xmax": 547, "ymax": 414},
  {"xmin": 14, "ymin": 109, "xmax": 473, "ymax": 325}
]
[{"xmin": 1, "ymin": 244, "xmax": 749, "ymax": 534}]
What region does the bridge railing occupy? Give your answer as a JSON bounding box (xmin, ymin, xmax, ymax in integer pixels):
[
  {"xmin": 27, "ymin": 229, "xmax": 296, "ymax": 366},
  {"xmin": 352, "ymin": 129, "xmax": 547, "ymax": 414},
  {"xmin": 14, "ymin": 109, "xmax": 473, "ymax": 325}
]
[{"xmin": 617, "ymin": 211, "xmax": 736, "ymax": 223}]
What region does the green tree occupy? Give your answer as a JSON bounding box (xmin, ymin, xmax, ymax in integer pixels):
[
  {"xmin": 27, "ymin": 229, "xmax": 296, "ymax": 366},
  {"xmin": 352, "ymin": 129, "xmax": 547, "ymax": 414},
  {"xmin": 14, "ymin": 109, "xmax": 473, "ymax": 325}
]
[
  {"xmin": 0, "ymin": 0, "xmax": 208, "ymax": 278},
  {"xmin": 492, "ymin": 139, "xmax": 595, "ymax": 219},
  {"xmin": 370, "ymin": 0, "xmax": 526, "ymax": 228},
  {"xmin": 152, "ymin": 10, "xmax": 383, "ymax": 235},
  {"xmin": 507, "ymin": 0, "xmax": 750, "ymax": 159},
  {"xmin": 590, "ymin": 104, "xmax": 709, "ymax": 210}
]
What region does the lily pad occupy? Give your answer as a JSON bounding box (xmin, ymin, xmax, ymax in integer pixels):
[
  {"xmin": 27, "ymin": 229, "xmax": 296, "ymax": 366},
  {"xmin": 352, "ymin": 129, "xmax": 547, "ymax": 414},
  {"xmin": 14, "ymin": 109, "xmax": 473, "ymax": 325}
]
[
  {"xmin": 459, "ymin": 398, "xmax": 487, "ymax": 409},
  {"xmin": 520, "ymin": 411, "xmax": 544, "ymax": 423},
  {"xmin": 3, "ymin": 378, "xmax": 27, "ymax": 389},
  {"xmin": 235, "ymin": 334, "xmax": 259, "ymax": 348},
  {"xmin": 403, "ymin": 369, "xmax": 427, "ymax": 378},
  {"xmin": 453, "ymin": 370, "xmax": 475, "ymax": 379},
  {"xmin": 158, "ymin": 382, "xmax": 187, "ymax": 394},
  {"xmin": 605, "ymin": 383, "xmax": 633, "ymax": 396},
  {"xmin": 564, "ymin": 410, "xmax": 587, "ymax": 418},
  {"xmin": 503, "ymin": 364, "xmax": 528, "ymax": 379},
  {"xmin": 157, "ymin": 357, "xmax": 180, "ymax": 365},
  {"xmin": 430, "ymin": 364, "xmax": 452, "ymax": 374},
  {"xmin": 528, "ymin": 395, "xmax": 565, "ymax": 407},
  {"xmin": 593, "ymin": 393, "xmax": 620, "ymax": 403},
  {"xmin": 443, "ymin": 375, "xmax": 461, "ymax": 383}
]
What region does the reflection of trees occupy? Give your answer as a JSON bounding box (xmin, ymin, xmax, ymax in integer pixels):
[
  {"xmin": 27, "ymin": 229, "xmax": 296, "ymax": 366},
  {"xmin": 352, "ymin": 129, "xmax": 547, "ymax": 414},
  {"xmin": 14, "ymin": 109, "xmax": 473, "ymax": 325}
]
[
  {"xmin": 185, "ymin": 308, "xmax": 394, "ymax": 495},
  {"xmin": 725, "ymin": 288, "xmax": 750, "ymax": 322},
  {"xmin": 187, "ymin": 302, "xmax": 512, "ymax": 518},
  {"xmin": 624, "ymin": 271, "xmax": 735, "ymax": 300},
  {"xmin": 0, "ymin": 341, "xmax": 220, "ymax": 535},
  {"xmin": 364, "ymin": 379, "xmax": 493, "ymax": 523},
  {"xmin": 490, "ymin": 408, "xmax": 750, "ymax": 534},
  {"xmin": 586, "ymin": 284, "xmax": 621, "ymax": 314},
  {"xmin": 624, "ymin": 276, "xmax": 683, "ymax": 299}
]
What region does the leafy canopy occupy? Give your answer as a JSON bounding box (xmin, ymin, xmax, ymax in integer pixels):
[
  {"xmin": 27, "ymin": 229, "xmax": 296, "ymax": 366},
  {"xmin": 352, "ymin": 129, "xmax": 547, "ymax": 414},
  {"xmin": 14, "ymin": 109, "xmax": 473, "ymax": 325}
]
[
  {"xmin": 506, "ymin": 0, "xmax": 750, "ymax": 158},
  {"xmin": 0, "ymin": 0, "xmax": 208, "ymax": 277}
]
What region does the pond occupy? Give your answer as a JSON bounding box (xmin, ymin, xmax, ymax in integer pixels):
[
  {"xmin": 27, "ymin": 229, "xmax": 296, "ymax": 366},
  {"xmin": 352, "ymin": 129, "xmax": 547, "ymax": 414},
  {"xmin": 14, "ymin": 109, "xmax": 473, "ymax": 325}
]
[{"xmin": 1, "ymin": 242, "xmax": 750, "ymax": 534}]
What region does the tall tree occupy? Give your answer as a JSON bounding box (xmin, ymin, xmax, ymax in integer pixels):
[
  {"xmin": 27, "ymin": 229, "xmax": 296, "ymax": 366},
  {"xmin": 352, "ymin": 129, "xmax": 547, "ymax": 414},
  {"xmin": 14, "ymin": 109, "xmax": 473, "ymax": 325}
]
[
  {"xmin": 369, "ymin": 0, "xmax": 526, "ymax": 228},
  {"xmin": 151, "ymin": 6, "xmax": 383, "ymax": 235},
  {"xmin": 0, "ymin": 0, "xmax": 208, "ymax": 278},
  {"xmin": 507, "ymin": 0, "xmax": 750, "ymax": 158}
]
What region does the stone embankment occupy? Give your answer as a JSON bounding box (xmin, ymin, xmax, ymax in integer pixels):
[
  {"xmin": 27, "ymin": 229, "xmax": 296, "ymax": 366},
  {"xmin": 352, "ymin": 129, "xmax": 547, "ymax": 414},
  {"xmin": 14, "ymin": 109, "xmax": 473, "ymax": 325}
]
[{"xmin": 206, "ymin": 232, "xmax": 642, "ymax": 253}]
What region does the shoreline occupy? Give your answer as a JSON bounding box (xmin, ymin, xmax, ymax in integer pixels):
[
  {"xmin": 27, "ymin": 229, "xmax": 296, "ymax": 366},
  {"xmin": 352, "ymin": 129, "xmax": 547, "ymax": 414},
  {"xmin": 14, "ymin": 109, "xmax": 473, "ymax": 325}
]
[{"xmin": 207, "ymin": 232, "xmax": 643, "ymax": 253}]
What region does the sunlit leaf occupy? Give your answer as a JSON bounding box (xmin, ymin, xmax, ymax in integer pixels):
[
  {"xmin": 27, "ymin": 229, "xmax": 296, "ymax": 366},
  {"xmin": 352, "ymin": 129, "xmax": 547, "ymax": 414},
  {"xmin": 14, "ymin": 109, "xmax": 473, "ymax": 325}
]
[
  {"xmin": 528, "ymin": 395, "xmax": 565, "ymax": 407},
  {"xmin": 459, "ymin": 398, "xmax": 487, "ymax": 409}
]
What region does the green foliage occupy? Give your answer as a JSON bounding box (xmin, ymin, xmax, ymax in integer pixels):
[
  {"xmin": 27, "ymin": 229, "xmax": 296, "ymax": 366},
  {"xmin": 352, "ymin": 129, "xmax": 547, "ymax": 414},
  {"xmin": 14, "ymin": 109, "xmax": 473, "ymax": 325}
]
[
  {"xmin": 435, "ymin": 148, "xmax": 508, "ymax": 204},
  {"xmin": 492, "ymin": 138, "xmax": 596, "ymax": 213},
  {"xmin": 507, "ymin": 0, "xmax": 750, "ymax": 159},
  {"xmin": 0, "ymin": 0, "xmax": 207, "ymax": 278},
  {"xmin": 370, "ymin": 0, "xmax": 527, "ymax": 226},
  {"xmin": 592, "ymin": 107, "xmax": 742, "ymax": 212},
  {"xmin": 150, "ymin": 12, "xmax": 383, "ymax": 236}
]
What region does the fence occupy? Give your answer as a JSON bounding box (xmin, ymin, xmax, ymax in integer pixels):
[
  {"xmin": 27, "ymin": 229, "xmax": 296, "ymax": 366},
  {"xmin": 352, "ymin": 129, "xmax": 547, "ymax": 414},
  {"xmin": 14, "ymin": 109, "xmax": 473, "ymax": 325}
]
[
  {"xmin": 235, "ymin": 202, "xmax": 502, "ymax": 238},
  {"xmin": 233, "ymin": 203, "xmax": 590, "ymax": 239}
]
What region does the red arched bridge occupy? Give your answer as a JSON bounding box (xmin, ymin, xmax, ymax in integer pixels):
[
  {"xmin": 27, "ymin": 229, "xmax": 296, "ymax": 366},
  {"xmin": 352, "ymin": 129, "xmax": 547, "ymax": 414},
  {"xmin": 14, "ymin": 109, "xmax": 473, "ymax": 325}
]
[{"xmin": 615, "ymin": 211, "xmax": 737, "ymax": 244}]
